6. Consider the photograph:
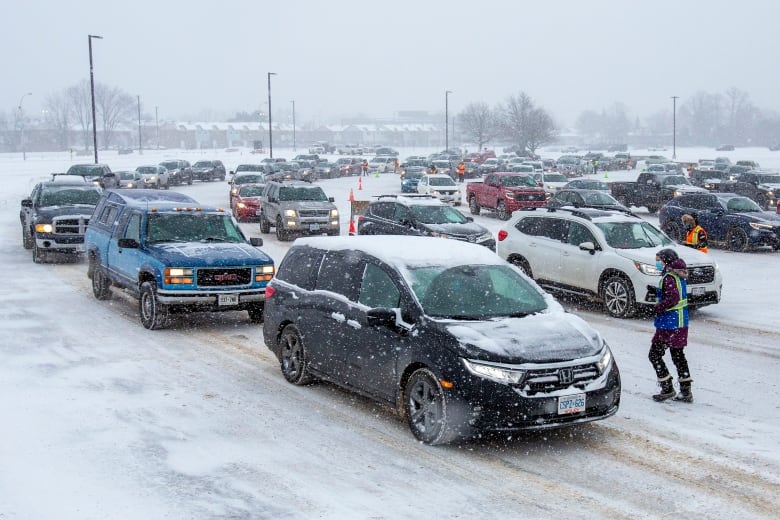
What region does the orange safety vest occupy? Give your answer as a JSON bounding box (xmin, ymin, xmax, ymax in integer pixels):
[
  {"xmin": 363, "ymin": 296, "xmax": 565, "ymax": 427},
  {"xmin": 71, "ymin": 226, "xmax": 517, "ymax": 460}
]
[
  {"xmin": 686, "ymin": 225, "xmax": 708, "ymax": 253},
  {"xmin": 457, "ymin": 163, "xmax": 466, "ymax": 175}
]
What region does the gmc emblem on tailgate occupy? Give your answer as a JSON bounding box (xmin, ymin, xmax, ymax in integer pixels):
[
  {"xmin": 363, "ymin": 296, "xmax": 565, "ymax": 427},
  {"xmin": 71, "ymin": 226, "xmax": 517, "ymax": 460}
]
[{"xmin": 214, "ymin": 273, "xmax": 239, "ymax": 282}]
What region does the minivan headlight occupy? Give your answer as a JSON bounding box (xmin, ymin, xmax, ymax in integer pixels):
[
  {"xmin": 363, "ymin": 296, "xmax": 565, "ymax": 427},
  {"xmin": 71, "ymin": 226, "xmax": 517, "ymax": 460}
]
[{"xmin": 463, "ymin": 359, "xmax": 525, "ymax": 385}]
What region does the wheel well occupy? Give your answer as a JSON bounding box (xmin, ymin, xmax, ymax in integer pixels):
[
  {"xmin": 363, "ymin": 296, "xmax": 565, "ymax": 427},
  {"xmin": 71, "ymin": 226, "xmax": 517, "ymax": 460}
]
[
  {"xmin": 598, "ymin": 269, "xmax": 632, "ymax": 296},
  {"xmin": 396, "ymin": 362, "xmax": 429, "ymax": 416}
]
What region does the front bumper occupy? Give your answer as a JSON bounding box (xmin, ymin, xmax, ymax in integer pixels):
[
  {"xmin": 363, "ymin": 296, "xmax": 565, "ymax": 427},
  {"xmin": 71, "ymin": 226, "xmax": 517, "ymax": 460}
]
[{"xmin": 34, "ymin": 235, "xmax": 85, "ymax": 253}]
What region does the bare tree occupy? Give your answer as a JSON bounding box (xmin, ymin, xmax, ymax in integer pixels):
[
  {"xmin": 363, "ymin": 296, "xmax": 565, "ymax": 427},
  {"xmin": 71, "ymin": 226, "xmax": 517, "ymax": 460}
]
[
  {"xmin": 66, "ymin": 80, "xmax": 93, "ymax": 150},
  {"xmin": 457, "ymin": 102, "xmax": 498, "ymax": 151},
  {"xmin": 500, "ymin": 92, "xmax": 556, "ymax": 154},
  {"xmin": 679, "ymin": 91, "xmax": 723, "ymax": 146},
  {"xmin": 43, "ymin": 92, "xmax": 72, "ymax": 150},
  {"xmin": 96, "ymin": 83, "xmax": 135, "ymax": 150},
  {"xmin": 575, "ymin": 110, "xmax": 603, "ymax": 142}
]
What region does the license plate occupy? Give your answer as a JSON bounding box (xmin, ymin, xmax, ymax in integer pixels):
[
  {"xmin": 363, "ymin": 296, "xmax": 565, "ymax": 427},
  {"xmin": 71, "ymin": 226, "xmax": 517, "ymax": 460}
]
[
  {"xmin": 218, "ymin": 293, "xmax": 239, "ymax": 306},
  {"xmin": 310, "ymin": 223, "xmax": 320, "ymax": 231},
  {"xmin": 255, "ymin": 210, "xmax": 262, "ymax": 215},
  {"xmin": 558, "ymin": 393, "xmax": 586, "ymax": 415},
  {"xmin": 690, "ymin": 286, "xmax": 705, "ymax": 296}
]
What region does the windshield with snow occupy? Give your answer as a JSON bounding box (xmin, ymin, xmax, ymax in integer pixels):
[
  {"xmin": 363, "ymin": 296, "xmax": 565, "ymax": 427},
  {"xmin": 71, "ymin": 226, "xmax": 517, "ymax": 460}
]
[
  {"xmin": 40, "ymin": 186, "xmax": 102, "ymax": 207},
  {"xmin": 596, "ymin": 221, "xmax": 672, "ymax": 249},
  {"xmin": 146, "ymin": 214, "xmax": 245, "ymax": 243}
]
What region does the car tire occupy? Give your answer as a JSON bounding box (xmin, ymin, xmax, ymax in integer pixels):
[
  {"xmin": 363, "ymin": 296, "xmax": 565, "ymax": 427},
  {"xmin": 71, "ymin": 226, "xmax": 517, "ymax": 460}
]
[
  {"xmin": 497, "ymin": 200, "xmax": 510, "ymax": 221},
  {"xmin": 279, "ymin": 324, "xmax": 313, "ymax": 385},
  {"xmin": 727, "ymin": 226, "xmax": 749, "ymax": 252},
  {"xmin": 22, "ymin": 225, "xmax": 33, "ymax": 249},
  {"xmin": 139, "ymin": 281, "xmax": 170, "ymax": 330},
  {"xmin": 260, "ymin": 213, "xmax": 271, "ymax": 233},
  {"xmin": 646, "ymin": 205, "xmax": 659, "ymax": 214},
  {"xmin": 91, "ymin": 267, "xmax": 112, "ymax": 300},
  {"xmin": 404, "ymin": 368, "xmax": 465, "ymax": 445},
  {"xmin": 662, "ymin": 221, "xmax": 683, "ymax": 242},
  {"xmin": 276, "ymin": 216, "xmax": 290, "ymax": 241},
  {"xmin": 247, "ymin": 304, "xmax": 264, "ymax": 323},
  {"xmin": 468, "ymin": 195, "xmax": 481, "ymax": 215},
  {"xmin": 602, "ymin": 275, "xmax": 636, "ymax": 318},
  {"xmin": 508, "ymin": 255, "xmax": 533, "ymax": 278}
]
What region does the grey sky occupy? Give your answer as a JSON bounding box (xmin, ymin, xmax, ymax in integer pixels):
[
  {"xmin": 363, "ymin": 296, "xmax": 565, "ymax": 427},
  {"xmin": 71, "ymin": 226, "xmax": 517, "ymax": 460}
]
[{"xmin": 3, "ymin": 0, "xmax": 778, "ymax": 126}]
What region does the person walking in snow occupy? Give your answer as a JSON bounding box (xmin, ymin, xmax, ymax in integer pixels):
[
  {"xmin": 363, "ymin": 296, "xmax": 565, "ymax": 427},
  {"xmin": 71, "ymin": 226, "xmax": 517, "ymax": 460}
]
[{"xmin": 649, "ymin": 248, "xmax": 694, "ymax": 403}]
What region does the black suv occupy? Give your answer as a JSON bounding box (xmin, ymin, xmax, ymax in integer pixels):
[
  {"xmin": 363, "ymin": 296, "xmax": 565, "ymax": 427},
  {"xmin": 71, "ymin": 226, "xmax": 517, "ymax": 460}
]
[
  {"xmin": 191, "ymin": 160, "xmax": 226, "ymax": 182},
  {"xmin": 357, "ymin": 194, "xmax": 495, "ymax": 250},
  {"xmin": 65, "ymin": 163, "xmax": 113, "ymax": 185},
  {"xmin": 159, "ymin": 159, "xmax": 193, "ymax": 186},
  {"xmin": 263, "ymin": 235, "xmax": 621, "ymax": 445},
  {"xmin": 20, "ymin": 178, "xmax": 103, "ymax": 263}
]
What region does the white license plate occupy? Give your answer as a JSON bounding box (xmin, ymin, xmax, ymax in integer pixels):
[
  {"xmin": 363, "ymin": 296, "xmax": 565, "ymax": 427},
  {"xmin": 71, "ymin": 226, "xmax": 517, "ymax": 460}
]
[
  {"xmin": 310, "ymin": 223, "xmax": 320, "ymax": 231},
  {"xmin": 255, "ymin": 210, "xmax": 262, "ymax": 215},
  {"xmin": 558, "ymin": 393, "xmax": 586, "ymax": 415},
  {"xmin": 218, "ymin": 293, "xmax": 239, "ymax": 306},
  {"xmin": 689, "ymin": 286, "xmax": 705, "ymax": 296}
]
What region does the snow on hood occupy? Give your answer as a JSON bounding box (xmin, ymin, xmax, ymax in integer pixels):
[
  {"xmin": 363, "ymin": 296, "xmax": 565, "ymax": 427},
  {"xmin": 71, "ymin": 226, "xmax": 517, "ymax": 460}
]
[
  {"xmin": 615, "ymin": 243, "xmax": 713, "ymax": 267},
  {"xmin": 446, "ymin": 311, "xmax": 603, "ymax": 363},
  {"xmin": 146, "ymin": 242, "xmax": 273, "ymax": 267},
  {"xmin": 424, "ymin": 221, "xmax": 489, "ymax": 236}
]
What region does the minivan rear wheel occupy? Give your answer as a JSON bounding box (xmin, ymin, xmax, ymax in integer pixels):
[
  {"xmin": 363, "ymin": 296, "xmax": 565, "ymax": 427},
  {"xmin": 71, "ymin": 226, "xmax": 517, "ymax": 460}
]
[
  {"xmin": 279, "ymin": 325, "xmax": 313, "ymax": 385},
  {"xmin": 404, "ymin": 368, "xmax": 464, "ymax": 445}
]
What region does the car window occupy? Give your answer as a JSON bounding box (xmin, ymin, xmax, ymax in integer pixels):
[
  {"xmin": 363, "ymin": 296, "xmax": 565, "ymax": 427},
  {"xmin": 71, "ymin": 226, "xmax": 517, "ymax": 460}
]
[
  {"xmin": 409, "ymin": 205, "xmax": 467, "ymax": 224},
  {"xmin": 567, "ymin": 222, "xmax": 595, "ymax": 246},
  {"xmin": 358, "ymin": 263, "xmax": 400, "ymax": 309},
  {"xmin": 98, "ymin": 204, "xmax": 119, "ymax": 226},
  {"xmin": 392, "ymin": 204, "xmax": 412, "ymax": 224},
  {"xmin": 316, "ymin": 250, "xmax": 364, "ymax": 301},
  {"xmin": 124, "ymin": 212, "xmax": 142, "ymax": 242},
  {"xmin": 276, "ymin": 247, "xmax": 324, "ymax": 290},
  {"xmin": 368, "ymin": 201, "xmax": 395, "ymax": 219}
]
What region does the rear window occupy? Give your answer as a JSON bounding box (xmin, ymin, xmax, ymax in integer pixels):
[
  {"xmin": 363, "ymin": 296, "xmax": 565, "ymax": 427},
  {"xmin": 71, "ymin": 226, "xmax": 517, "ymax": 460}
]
[{"xmin": 276, "ymin": 247, "xmax": 324, "ymax": 290}]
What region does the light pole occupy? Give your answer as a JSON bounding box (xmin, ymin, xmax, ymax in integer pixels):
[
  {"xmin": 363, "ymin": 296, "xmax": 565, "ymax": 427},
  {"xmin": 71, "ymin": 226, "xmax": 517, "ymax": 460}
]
[
  {"xmin": 267, "ymin": 72, "xmax": 277, "ymax": 158},
  {"xmin": 137, "ymin": 95, "xmax": 142, "ymax": 154},
  {"xmin": 445, "ymin": 90, "xmax": 452, "ymax": 151},
  {"xmin": 18, "ymin": 92, "xmax": 32, "ymax": 161},
  {"xmin": 88, "ymin": 34, "xmax": 103, "ymax": 164},
  {"xmin": 671, "ymin": 95, "xmax": 679, "ymax": 159},
  {"xmin": 155, "ymin": 106, "xmax": 159, "ymax": 150},
  {"xmin": 290, "ymin": 100, "xmax": 296, "ymax": 151}
]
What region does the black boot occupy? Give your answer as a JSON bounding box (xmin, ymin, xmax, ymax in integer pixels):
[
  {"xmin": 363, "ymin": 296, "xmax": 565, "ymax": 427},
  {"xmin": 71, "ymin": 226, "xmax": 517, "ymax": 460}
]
[
  {"xmin": 674, "ymin": 378, "xmax": 693, "ymax": 403},
  {"xmin": 652, "ymin": 375, "xmax": 676, "ymax": 402}
]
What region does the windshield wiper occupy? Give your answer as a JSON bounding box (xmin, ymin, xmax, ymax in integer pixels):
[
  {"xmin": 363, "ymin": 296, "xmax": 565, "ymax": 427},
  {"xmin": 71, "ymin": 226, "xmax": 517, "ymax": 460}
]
[{"xmin": 201, "ymin": 237, "xmax": 231, "ymax": 242}]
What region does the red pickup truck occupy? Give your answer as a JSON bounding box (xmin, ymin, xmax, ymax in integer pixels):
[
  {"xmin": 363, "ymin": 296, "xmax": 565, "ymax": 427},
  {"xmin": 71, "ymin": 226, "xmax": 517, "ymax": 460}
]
[{"xmin": 466, "ymin": 172, "xmax": 547, "ymax": 220}]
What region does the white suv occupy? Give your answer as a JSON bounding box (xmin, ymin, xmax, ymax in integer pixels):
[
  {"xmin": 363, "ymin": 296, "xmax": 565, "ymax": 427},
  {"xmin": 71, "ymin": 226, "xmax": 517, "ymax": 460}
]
[{"xmin": 496, "ymin": 207, "xmax": 722, "ymax": 318}]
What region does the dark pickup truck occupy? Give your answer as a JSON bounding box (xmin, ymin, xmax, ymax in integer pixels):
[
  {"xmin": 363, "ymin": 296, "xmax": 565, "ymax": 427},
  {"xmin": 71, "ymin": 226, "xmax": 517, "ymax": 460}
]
[
  {"xmin": 718, "ymin": 171, "xmax": 780, "ymax": 210},
  {"xmin": 466, "ymin": 172, "xmax": 547, "ymax": 220},
  {"xmin": 610, "ymin": 172, "xmax": 707, "ymax": 213}
]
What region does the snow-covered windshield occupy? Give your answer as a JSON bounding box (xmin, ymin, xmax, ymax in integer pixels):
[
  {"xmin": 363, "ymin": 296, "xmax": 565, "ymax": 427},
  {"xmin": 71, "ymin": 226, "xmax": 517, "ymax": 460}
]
[
  {"xmin": 661, "ymin": 175, "xmax": 691, "ymax": 186},
  {"xmin": 235, "ymin": 164, "xmax": 265, "ymax": 172},
  {"xmin": 278, "ymin": 186, "xmax": 328, "ymax": 201},
  {"xmin": 756, "ymin": 175, "xmax": 780, "ymax": 184},
  {"xmin": 596, "ymin": 221, "xmax": 672, "ymax": 249},
  {"xmin": 147, "ymin": 214, "xmax": 245, "ymax": 243},
  {"xmin": 40, "ymin": 186, "xmax": 102, "ymax": 206},
  {"xmin": 408, "ymin": 264, "xmax": 547, "ymax": 319},
  {"xmin": 409, "ymin": 204, "xmax": 468, "ymax": 224},
  {"xmin": 429, "ymin": 177, "xmax": 456, "ymax": 187}
]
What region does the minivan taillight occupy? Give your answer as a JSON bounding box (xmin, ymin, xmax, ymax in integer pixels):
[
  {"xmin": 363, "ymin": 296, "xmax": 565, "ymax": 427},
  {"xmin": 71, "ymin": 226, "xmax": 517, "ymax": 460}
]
[
  {"xmin": 497, "ymin": 230, "xmax": 508, "ymax": 241},
  {"xmin": 264, "ymin": 285, "xmax": 276, "ymax": 299}
]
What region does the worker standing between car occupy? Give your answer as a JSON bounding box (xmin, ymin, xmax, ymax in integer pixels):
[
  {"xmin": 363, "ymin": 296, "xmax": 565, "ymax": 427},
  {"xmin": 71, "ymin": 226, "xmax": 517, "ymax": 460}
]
[
  {"xmin": 361, "ymin": 159, "xmax": 368, "ymax": 177},
  {"xmin": 393, "ymin": 158, "xmax": 399, "ymax": 174},
  {"xmin": 429, "ymin": 164, "xmax": 438, "ymax": 175},
  {"xmin": 457, "ymin": 161, "xmax": 466, "ymax": 183},
  {"xmin": 649, "ymin": 248, "xmax": 694, "ymax": 403},
  {"xmin": 592, "ymin": 158, "xmax": 599, "ymax": 175},
  {"xmin": 682, "ymin": 213, "xmax": 708, "ymax": 253}
]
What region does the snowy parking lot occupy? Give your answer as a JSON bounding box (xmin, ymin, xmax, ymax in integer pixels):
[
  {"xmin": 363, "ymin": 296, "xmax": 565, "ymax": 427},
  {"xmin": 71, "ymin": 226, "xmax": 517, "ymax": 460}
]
[{"xmin": 1, "ymin": 146, "xmax": 779, "ymax": 519}]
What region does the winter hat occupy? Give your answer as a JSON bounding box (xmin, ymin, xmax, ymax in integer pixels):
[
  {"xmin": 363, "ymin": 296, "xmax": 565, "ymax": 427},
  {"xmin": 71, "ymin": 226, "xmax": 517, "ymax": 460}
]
[
  {"xmin": 681, "ymin": 213, "xmax": 696, "ymax": 226},
  {"xmin": 656, "ymin": 248, "xmax": 678, "ymax": 265},
  {"xmin": 669, "ymin": 258, "xmax": 687, "ymax": 270}
]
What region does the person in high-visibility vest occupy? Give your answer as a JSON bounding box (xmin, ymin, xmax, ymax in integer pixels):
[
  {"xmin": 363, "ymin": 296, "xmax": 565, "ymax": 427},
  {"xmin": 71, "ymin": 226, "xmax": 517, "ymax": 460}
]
[
  {"xmin": 649, "ymin": 248, "xmax": 693, "ymax": 403},
  {"xmin": 681, "ymin": 213, "xmax": 708, "ymax": 253},
  {"xmin": 456, "ymin": 161, "xmax": 466, "ymax": 183}
]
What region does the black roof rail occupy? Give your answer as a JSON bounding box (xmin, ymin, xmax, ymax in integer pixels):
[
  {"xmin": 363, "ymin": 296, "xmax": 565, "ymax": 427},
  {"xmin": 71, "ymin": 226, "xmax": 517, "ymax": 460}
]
[
  {"xmin": 544, "ymin": 206, "xmax": 593, "ymax": 220},
  {"xmin": 375, "ymin": 194, "xmax": 437, "ymax": 200}
]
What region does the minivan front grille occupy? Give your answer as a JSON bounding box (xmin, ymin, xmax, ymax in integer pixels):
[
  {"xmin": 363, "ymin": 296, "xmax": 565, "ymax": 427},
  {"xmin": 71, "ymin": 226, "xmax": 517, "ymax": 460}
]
[
  {"xmin": 54, "ymin": 216, "xmax": 89, "ymax": 235},
  {"xmin": 524, "ymin": 363, "xmax": 600, "ymax": 393},
  {"xmin": 198, "ymin": 268, "xmax": 252, "ymax": 287}
]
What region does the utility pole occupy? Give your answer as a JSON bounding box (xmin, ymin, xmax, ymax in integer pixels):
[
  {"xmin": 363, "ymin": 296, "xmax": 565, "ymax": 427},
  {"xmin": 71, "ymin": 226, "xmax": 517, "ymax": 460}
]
[
  {"xmin": 671, "ymin": 95, "xmax": 679, "ymax": 159},
  {"xmin": 445, "ymin": 90, "xmax": 452, "ymax": 151},
  {"xmin": 18, "ymin": 92, "xmax": 32, "ymax": 161},
  {"xmin": 290, "ymin": 100, "xmax": 296, "ymax": 151},
  {"xmin": 137, "ymin": 95, "xmax": 143, "ymax": 154},
  {"xmin": 267, "ymin": 72, "xmax": 277, "ymax": 158},
  {"xmin": 88, "ymin": 34, "xmax": 103, "ymax": 163}
]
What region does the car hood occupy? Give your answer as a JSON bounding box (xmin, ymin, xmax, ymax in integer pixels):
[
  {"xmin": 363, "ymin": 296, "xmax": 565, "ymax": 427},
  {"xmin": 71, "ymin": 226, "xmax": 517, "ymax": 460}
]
[
  {"xmin": 145, "ymin": 242, "xmax": 273, "ymax": 267},
  {"xmin": 614, "ymin": 244, "xmax": 713, "ymax": 266},
  {"xmin": 287, "ymin": 201, "xmax": 336, "ymax": 210},
  {"xmin": 35, "ymin": 205, "xmax": 95, "ymax": 220},
  {"xmin": 422, "ymin": 222, "xmax": 489, "ymax": 237},
  {"xmin": 443, "ymin": 311, "xmax": 603, "ymax": 364},
  {"xmin": 668, "ymin": 184, "xmax": 707, "ymax": 193},
  {"xmin": 741, "ymin": 211, "xmax": 780, "ymax": 225}
]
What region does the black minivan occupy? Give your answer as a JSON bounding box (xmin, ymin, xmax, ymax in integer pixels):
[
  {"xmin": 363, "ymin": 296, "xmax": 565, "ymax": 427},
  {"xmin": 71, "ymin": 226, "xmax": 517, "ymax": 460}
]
[{"xmin": 263, "ymin": 236, "xmax": 620, "ymax": 445}]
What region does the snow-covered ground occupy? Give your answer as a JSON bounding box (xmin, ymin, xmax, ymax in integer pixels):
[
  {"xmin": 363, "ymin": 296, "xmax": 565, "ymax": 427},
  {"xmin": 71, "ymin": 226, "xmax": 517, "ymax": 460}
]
[{"xmin": 1, "ymin": 146, "xmax": 779, "ymax": 519}]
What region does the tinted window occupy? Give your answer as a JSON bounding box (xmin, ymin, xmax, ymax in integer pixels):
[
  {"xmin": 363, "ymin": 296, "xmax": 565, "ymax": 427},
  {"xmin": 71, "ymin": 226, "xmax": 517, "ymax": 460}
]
[
  {"xmin": 517, "ymin": 216, "xmax": 567, "ymax": 241},
  {"xmin": 276, "ymin": 246, "xmax": 324, "ymax": 291},
  {"xmin": 359, "ymin": 263, "xmax": 400, "ymax": 308},
  {"xmin": 316, "ymin": 250, "xmax": 364, "ymax": 301},
  {"xmin": 567, "ymin": 222, "xmax": 595, "ymax": 246},
  {"xmin": 368, "ymin": 201, "xmax": 395, "ymax": 219}
]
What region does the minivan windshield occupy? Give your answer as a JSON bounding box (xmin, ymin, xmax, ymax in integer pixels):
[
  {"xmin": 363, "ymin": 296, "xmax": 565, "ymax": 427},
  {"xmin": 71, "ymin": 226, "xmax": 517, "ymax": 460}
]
[{"xmin": 408, "ymin": 264, "xmax": 548, "ymax": 319}]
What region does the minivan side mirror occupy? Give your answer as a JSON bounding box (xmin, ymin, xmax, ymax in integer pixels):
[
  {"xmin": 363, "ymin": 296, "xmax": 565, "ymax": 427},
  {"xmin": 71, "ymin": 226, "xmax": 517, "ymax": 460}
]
[{"xmin": 366, "ymin": 307, "xmax": 398, "ymax": 328}]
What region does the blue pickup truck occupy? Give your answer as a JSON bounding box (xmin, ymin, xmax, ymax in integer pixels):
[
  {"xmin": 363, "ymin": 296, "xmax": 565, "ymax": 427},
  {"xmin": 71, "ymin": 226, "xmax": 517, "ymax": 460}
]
[{"xmin": 85, "ymin": 189, "xmax": 275, "ymax": 329}]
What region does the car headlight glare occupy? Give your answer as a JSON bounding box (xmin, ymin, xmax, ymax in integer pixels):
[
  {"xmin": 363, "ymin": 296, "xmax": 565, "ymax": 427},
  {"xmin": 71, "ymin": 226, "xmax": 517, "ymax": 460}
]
[
  {"xmin": 330, "ymin": 209, "xmax": 339, "ymax": 218},
  {"xmin": 749, "ymin": 222, "xmax": 773, "ymax": 230},
  {"xmin": 463, "ymin": 359, "xmax": 525, "ymax": 385},
  {"xmin": 35, "ymin": 223, "xmax": 53, "ymax": 233},
  {"xmin": 596, "ymin": 345, "xmax": 613, "ymax": 374},
  {"xmin": 635, "ymin": 261, "xmax": 662, "ymax": 276},
  {"xmin": 284, "ymin": 209, "xmax": 297, "ymax": 218}
]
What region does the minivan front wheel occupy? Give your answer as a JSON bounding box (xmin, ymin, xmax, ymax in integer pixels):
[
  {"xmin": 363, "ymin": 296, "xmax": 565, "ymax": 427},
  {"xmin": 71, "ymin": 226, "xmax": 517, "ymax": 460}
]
[
  {"xmin": 279, "ymin": 325, "xmax": 313, "ymax": 385},
  {"xmin": 404, "ymin": 368, "xmax": 463, "ymax": 445},
  {"xmin": 602, "ymin": 275, "xmax": 635, "ymax": 318}
]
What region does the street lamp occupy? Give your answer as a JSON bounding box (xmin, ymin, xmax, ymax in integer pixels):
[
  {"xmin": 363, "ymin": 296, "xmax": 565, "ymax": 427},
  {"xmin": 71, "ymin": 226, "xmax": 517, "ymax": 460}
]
[
  {"xmin": 445, "ymin": 90, "xmax": 452, "ymax": 152},
  {"xmin": 155, "ymin": 106, "xmax": 159, "ymax": 150},
  {"xmin": 671, "ymin": 95, "xmax": 679, "ymax": 159},
  {"xmin": 267, "ymin": 72, "xmax": 277, "ymax": 158},
  {"xmin": 290, "ymin": 100, "xmax": 296, "ymax": 151},
  {"xmin": 137, "ymin": 95, "xmax": 142, "ymax": 154},
  {"xmin": 88, "ymin": 34, "xmax": 103, "ymax": 164},
  {"xmin": 18, "ymin": 92, "xmax": 32, "ymax": 161}
]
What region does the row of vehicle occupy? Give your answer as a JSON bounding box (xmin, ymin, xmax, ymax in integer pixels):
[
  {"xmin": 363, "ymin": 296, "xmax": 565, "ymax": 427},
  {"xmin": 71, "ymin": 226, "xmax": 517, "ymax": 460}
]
[
  {"xmin": 688, "ymin": 169, "xmax": 780, "ymax": 210},
  {"xmin": 64, "ymin": 160, "xmax": 229, "ymax": 190}
]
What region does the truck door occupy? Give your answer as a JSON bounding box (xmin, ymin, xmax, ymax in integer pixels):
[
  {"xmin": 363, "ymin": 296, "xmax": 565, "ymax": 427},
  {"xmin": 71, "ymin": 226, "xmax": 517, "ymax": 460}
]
[{"xmin": 107, "ymin": 210, "xmax": 145, "ymax": 289}]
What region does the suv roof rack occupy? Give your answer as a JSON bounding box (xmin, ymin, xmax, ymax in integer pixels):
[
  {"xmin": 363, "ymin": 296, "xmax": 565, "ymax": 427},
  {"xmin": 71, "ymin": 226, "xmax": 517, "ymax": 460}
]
[{"xmin": 375, "ymin": 194, "xmax": 437, "ymax": 200}]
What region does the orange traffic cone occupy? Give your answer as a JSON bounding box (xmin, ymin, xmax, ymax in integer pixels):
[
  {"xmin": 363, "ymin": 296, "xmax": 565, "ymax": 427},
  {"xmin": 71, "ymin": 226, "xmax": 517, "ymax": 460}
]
[
  {"xmin": 348, "ymin": 188, "xmax": 355, "ymax": 201},
  {"xmin": 358, "ymin": 176, "xmax": 363, "ymax": 190},
  {"xmin": 348, "ymin": 217, "xmax": 356, "ymax": 236}
]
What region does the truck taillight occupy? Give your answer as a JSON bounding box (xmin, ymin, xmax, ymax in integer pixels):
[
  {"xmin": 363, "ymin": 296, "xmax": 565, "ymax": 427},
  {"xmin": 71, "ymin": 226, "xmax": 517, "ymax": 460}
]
[{"xmin": 497, "ymin": 230, "xmax": 508, "ymax": 241}]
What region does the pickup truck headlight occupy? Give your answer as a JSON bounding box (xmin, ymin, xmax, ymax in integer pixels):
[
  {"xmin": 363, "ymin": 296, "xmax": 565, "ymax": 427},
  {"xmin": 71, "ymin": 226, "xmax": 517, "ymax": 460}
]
[
  {"xmin": 164, "ymin": 267, "xmax": 194, "ymax": 284},
  {"xmin": 463, "ymin": 359, "xmax": 525, "ymax": 385},
  {"xmin": 635, "ymin": 261, "xmax": 662, "ymax": 276},
  {"xmin": 255, "ymin": 264, "xmax": 275, "ymax": 282},
  {"xmin": 284, "ymin": 209, "xmax": 297, "ymax": 218},
  {"xmin": 504, "ymin": 191, "xmax": 515, "ymax": 200},
  {"xmin": 330, "ymin": 209, "xmax": 339, "ymax": 218},
  {"xmin": 35, "ymin": 223, "xmax": 53, "ymax": 233},
  {"xmin": 236, "ymin": 202, "xmax": 247, "ymax": 209}
]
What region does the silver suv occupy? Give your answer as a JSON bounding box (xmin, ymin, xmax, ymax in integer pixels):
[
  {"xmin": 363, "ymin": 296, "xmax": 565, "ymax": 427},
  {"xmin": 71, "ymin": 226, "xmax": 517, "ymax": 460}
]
[
  {"xmin": 496, "ymin": 207, "xmax": 723, "ymax": 318},
  {"xmin": 259, "ymin": 180, "xmax": 340, "ymax": 241}
]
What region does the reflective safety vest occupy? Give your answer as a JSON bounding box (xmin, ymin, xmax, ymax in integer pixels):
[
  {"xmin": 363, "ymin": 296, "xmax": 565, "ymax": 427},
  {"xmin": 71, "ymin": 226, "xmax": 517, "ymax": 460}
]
[
  {"xmin": 457, "ymin": 163, "xmax": 466, "ymax": 175},
  {"xmin": 686, "ymin": 225, "xmax": 708, "ymax": 253},
  {"xmin": 654, "ymin": 273, "xmax": 689, "ymax": 330}
]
